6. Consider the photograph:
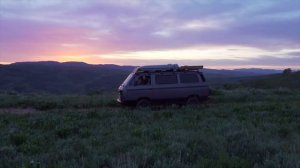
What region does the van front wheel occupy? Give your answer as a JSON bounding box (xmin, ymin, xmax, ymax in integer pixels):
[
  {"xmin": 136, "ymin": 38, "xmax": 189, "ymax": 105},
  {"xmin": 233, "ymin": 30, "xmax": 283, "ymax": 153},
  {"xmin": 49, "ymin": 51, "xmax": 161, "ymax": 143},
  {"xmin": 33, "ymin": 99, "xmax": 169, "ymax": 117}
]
[
  {"xmin": 136, "ymin": 99, "xmax": 151, "ymax": 109},
  {"xmin": 186, "ymin": 96, "xmax": 200, "ymax": 106}
]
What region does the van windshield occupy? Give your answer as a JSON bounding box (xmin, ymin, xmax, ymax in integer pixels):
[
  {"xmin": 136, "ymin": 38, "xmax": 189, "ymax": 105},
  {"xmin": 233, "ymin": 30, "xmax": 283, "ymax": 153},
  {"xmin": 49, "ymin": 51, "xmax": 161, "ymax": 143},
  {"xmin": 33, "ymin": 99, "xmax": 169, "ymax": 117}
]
[{"xmin": 122, "ymin": 73, "xmax": 134, "ymax": 86}]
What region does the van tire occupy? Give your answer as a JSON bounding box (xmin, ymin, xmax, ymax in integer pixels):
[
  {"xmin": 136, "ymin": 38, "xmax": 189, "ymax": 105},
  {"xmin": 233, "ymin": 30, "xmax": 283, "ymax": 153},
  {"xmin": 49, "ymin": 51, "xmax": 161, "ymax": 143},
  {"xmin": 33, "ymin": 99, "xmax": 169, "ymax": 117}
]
[
  {"xmin": 186, "ymin": 96, "xmax": 200, "ymax": 106},
  {"xmin": 136, "ymin": 99, "xmax": 151, "ymax": 109}
]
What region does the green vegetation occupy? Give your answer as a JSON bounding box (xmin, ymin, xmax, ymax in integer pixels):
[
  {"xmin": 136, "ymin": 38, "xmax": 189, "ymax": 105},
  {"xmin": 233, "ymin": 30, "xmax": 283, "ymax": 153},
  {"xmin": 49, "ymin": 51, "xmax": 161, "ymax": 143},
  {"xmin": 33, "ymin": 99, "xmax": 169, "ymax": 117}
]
[
  {"xmin": 0, "ymin": 93, "xmax": 118, "ymax": 110},
  {"xmin": 240, "ymin": 71, "xmax": 300, "ymax": 89},
  {"xmin": 0, "ymin": 88, "xmax": 299, "ymax": 167}
]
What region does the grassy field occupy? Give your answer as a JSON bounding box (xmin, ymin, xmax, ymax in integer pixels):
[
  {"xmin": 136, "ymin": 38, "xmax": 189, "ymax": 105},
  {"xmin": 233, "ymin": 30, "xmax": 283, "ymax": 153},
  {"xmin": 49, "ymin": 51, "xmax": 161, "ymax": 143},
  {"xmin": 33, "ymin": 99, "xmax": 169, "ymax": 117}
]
[
  {"xmin": 0, "ymin": 88, "xmax": 299, "ymax": 168},
  {"xmin": 240, "ymin": 72, "xmax": 300, "ymax": 90}
]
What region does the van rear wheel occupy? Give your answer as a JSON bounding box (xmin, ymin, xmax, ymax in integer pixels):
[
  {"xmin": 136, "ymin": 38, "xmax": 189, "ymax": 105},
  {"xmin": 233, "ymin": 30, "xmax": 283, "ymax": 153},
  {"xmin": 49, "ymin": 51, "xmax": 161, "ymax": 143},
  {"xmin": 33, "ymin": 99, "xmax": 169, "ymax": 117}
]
[
  {"xmin": 136, "ymin": 99, "xmax": 151, "ymax": 109},
  {"xmin": 186, "ymin": 96, "xmax": 200, "ymax": 106}
]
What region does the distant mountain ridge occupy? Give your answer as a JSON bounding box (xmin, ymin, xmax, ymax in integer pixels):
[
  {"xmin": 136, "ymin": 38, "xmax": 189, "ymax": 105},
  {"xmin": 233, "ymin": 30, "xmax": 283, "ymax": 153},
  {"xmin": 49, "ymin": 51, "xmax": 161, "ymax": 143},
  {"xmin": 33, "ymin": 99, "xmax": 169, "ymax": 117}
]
[
  {"xmin": 233, "ymin": 68, "xmax": 281, "ymax": 75},
  {"xmin": 0, "ymin": 61, "xmax": 283, "ymax": 94},
  {"xmin": 12, "ymin": 61, "xmax": 136, "ymax": 71},
  {"xmin": 6, "ymin": 61, "xmax": 283, "ymax": 74}
]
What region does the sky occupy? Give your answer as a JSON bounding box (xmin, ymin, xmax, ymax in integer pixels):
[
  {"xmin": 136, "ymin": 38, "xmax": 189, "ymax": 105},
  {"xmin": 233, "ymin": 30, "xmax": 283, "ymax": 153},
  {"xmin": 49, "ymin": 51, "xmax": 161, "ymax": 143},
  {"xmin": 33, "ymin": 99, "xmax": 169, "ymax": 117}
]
[{"xmin": 0, "ymin": 0, "xmax": 300, "ymax": 69}]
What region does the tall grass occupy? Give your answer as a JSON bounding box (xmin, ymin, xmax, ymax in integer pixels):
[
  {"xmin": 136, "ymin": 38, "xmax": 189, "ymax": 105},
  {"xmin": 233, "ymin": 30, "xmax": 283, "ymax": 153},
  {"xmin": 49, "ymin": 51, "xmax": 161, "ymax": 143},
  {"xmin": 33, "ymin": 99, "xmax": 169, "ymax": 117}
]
[
  {"xmin": 0, "ymin": 92, "xmax": 118, "ymax": 110},
  {"xmin": 0, "ymin": 88, "xmax": 299, "ymax": 167}
]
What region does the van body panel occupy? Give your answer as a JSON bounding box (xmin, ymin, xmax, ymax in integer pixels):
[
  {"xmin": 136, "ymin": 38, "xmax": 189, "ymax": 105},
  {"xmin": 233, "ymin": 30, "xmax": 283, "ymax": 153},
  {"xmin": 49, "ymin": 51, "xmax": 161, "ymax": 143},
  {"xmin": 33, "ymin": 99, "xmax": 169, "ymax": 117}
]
[{"xmin": 125, "ymin": 87, "xmax": 154, "ymax": 101}]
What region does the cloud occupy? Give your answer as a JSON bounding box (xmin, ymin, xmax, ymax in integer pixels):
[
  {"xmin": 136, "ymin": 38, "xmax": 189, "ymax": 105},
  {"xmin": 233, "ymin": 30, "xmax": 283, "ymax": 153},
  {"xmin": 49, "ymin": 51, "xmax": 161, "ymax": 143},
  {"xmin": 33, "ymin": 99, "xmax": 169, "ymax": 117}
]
[
  {"xmin": 0, "ymin": 0, "xmax": 300, "ymax": 68},
  {"xmin": 87, "ymin": 54, "xmax": 300, "ymax": 70},
  {"xmin": 285, "ymin": 51, "xmax": 300, "ymax": 57}
]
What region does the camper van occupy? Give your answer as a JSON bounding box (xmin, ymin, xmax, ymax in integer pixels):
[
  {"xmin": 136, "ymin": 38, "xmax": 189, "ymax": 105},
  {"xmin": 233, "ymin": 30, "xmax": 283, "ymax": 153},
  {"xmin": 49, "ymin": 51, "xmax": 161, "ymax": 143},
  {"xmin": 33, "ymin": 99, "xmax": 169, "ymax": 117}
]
[{"xmin": 117, "ymin": 64, "xmax": 209, "ymax": 108}]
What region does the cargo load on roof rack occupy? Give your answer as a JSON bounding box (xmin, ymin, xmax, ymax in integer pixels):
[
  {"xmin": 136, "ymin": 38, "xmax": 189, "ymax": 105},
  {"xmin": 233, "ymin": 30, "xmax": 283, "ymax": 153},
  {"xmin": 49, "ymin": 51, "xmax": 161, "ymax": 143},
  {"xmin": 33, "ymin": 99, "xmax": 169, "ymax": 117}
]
[
  {"xmin": 179, "ymin": 65, "xmax": 203, "ymax": 71},
  {"xmin": 136, "ymin": 64, "xmax": 179, "ymax": 72},
  {"xmin": 136, "ymin": 64, "xmax": 203, "ymax": 73}
]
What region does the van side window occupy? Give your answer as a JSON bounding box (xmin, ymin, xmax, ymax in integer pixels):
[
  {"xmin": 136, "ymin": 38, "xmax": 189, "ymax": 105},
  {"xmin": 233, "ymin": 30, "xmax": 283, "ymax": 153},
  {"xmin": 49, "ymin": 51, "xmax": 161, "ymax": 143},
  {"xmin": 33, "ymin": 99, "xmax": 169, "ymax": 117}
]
[
  {"xmin": 180, "ymin": 73, "xmax": 200, "ymax": 83},
  {"xmin": 155, "ymin": 74, "xmax": 178, "ymax": 84},
  {"xmin": 134, "ymin": 74, "xmax": 151, "ymax": 86}
]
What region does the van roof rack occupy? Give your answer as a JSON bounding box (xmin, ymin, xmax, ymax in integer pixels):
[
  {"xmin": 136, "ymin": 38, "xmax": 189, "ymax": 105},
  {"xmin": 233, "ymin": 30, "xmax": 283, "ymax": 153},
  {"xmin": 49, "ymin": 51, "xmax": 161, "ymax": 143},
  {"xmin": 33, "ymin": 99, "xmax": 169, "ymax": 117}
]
[
  {"xmin": 135, "ymin": 64, "xmax": 203, "ymax": 73},
  {"xmin": 179, "ymin": 65, "xmax": 203, "ymax": 71},
  {"xmin": 136, "ymin": 64, "xmax": 179, "ymax": 73}
]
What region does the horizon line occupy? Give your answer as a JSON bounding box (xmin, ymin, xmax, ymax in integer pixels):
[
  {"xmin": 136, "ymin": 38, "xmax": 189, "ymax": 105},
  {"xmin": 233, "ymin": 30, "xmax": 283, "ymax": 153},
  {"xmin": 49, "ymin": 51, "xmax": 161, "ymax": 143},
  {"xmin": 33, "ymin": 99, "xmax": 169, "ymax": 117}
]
[{"xmin": 1, "ymin": 60, "xmax": 299, "ymax": 71}]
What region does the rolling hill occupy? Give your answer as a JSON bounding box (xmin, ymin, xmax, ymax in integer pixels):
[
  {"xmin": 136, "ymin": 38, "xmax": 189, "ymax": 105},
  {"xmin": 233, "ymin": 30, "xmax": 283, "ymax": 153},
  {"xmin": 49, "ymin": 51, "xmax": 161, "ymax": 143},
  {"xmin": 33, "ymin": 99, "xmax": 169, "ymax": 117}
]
[
  {"xmin": 0, "ymin": 62, "xmax": 131, "ymax": 94},
  {"xmin": 0, "ymin": 61, "xmax": 283, "ymax": 94}
]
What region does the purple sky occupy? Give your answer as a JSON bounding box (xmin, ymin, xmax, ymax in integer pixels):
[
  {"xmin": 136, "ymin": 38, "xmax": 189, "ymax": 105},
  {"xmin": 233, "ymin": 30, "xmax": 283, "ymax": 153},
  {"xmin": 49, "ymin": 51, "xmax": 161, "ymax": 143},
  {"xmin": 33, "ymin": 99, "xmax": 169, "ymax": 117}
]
[{"xmin": 0, "ymin": 0, "xmax": 300, "ymax": 69}]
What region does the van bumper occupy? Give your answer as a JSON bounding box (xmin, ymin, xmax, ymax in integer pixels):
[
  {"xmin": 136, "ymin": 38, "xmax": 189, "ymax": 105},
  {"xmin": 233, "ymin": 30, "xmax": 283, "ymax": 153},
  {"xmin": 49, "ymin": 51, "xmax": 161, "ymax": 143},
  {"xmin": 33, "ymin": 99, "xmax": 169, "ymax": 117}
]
[
  {"xmin": 117, "ymin": 98, "xmax": 128, "ymax": 104},
  {"xmin": 117, "ymin": 98, "xmax": 123, "ymax": 103},
  {"xmin": 117, "ymin": 98, "xmax": 135, "ymax": 106}
]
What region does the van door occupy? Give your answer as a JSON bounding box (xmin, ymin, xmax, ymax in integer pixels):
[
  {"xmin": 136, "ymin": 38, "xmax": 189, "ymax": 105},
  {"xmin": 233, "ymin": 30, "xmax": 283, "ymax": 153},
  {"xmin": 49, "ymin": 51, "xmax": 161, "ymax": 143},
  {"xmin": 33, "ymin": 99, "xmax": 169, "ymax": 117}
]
[
  {"xmin": 153, "ymin": 73, "xmax": 181, "ymax": 101},
  {"xmin": 125, "ymin": 73, "xmax": 153, "ymax": 101}
]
